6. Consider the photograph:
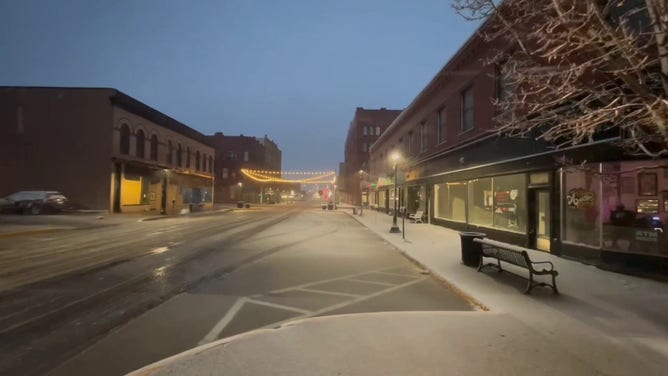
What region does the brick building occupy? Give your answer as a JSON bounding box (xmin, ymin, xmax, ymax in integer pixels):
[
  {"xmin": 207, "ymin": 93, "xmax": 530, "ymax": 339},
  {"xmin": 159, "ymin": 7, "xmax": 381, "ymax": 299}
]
[
  {"xmin": 368, "ymin": 16, "xmax": 667, "ymax": 269},
  {"xmin": 0, "ymin": 87, "xmax": 215, "ymax": 214},
  {"xmin": 340, "ymin": 107, "xmax": 402, "ymax": 205},
  {"xmin": 208, "ymin": 133, "xmax": 283, "ymax": 203}
]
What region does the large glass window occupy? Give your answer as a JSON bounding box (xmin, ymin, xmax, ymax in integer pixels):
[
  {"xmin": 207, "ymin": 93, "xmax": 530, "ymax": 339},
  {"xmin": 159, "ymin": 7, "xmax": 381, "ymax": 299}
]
[
  {"xmin": 562, "ymin": 166, "xmax": 601, "ymax": 247},
  {"xmin": 493, "ymin": 174, "xmax": 526, "ymax": 233},
  {"xmin": 468, "ymin": 178, "xmax": 493, "ymax": 226},
  {"xmin": 434, "ymin": 182, "xmax": 467, "ymax": 222}
]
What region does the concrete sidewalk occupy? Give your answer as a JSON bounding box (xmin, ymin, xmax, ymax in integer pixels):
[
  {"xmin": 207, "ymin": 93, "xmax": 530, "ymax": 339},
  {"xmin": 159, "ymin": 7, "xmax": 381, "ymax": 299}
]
[{"xmin": 129, "ymin": 207, "xmax": 667, "ymax": 375}]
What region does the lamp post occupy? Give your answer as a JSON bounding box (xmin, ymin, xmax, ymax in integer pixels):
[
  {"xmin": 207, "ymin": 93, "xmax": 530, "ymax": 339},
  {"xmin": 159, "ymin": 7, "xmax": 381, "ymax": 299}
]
[
  {"xmin": 358, "ymin": 169, "xmax": 365, "ymax": 216},
  {"xmin": 389, "ymin": 152, "xmax": 401, "ymax": 233},
  {"xmin": 237, "ymin": 181, "xmax": 243, "ymax": 202}
]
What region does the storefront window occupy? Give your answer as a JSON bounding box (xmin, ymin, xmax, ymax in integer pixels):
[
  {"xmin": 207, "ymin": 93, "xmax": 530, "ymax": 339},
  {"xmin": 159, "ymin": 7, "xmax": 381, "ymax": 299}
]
[
  {"xmin": 563, "ymin": 165, "xmax": 601, "ymax": 247},
  {"xmin": 407, "ymin": 185, "xmax": 425, "ymax": 213},
  {"xmin": 493, "ymin": 174, "xmax": 526, "ymax": 233},
  {"xmin": 434, "ymin": 182, "xmax": 466, "ymax": 222},
  {"xmin": 468, "ymin": 178, "xmax": 493, "ymax": 227}
]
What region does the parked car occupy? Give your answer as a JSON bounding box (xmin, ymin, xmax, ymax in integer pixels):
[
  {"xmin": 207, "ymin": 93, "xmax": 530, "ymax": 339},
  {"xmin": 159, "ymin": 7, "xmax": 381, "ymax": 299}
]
[{"xmin": 0, "ymin": 191, "xmax": 70, "ymax": 214}]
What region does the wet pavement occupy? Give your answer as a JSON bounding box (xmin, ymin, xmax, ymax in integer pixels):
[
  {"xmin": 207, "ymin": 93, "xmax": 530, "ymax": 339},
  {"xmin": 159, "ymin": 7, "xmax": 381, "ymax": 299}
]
[{"xmin": 0, "ymin": 202, "xmax": 473, "ymax": 376}]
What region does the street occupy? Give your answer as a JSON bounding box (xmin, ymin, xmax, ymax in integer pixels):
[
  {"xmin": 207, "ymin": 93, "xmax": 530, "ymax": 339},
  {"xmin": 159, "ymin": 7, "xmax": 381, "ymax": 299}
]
[{"xmin": 0, "ymin": 202, "xmax": 473, "ymax": 376}]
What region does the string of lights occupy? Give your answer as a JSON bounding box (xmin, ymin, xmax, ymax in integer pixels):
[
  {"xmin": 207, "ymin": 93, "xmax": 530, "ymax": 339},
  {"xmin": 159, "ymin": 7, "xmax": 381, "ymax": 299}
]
[{"xmin": 241, "ymin": 169, "xmax": 336, "ymax": 184}]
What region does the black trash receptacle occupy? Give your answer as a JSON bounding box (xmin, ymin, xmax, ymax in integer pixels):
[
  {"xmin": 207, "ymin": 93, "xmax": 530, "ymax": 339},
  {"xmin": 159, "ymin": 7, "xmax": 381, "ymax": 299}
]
[
  {"xmin": 237, "ymin": 201, "xmax": 244, "ymax": 208},
  {"xmin": 459, "ymin": 232, "xmax": 486, "ymax": 267},
  {"xmin": 352, "ymin": 208, "xmax": 357, "ymax": 215},
  {"xmin": 245, "ymin": 203, "xmax": 251, "ymax": 208}
]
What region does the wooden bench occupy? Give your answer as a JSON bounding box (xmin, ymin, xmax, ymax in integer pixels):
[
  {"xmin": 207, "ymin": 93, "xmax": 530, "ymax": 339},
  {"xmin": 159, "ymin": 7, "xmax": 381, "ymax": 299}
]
[
  {"xmin": 473, "ymin": 238, "xmax": 559, "ymax": 295},
  {"xmin": 408, "ymin": 210, "xmax": 424, "ymax": 223}
]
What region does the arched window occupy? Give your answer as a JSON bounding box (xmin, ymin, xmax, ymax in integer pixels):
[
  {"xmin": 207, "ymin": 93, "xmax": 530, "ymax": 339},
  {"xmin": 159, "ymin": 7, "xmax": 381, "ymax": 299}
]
[
  {"xmin": 202, "ymin": 153, "xmax": 207, "ymax": 172},
  {"xmin": 120, "ymin": 124, "xmax": 130, "ymax": 155},
  {"xmin": 136, "ymin": 129, "xmax": 145, "ymax": 158},
  {"xmin": 196, "ymin": 151, "xmax": 201, "ymax": 170},
  {"xmin": 177, "ymin": 144, "xmax": 183, "ymax": 167},
  {"xmin": 167, "ymin": 141, "xmax": 173, "ymax": 165},
  {"xmin": 209, "ymin": 156, "xmax": 213, "ymax": 172},
  {"xmin": 150, "ymin": 134, "xmax": 158, "ymax": 161},
  {"xmin": 186, "ymin": 147, "xmax": 191, "ymax": 168}
]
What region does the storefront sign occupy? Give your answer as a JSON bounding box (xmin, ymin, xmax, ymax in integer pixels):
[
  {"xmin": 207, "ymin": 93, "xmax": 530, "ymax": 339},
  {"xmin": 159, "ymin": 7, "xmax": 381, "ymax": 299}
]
[{"xmin": 566, "ymin": 189, "xmax": 595, "ymax": 209}]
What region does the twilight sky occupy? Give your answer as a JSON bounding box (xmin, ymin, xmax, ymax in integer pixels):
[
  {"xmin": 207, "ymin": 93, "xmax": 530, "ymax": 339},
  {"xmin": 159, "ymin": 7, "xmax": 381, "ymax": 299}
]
[{"xmin": 0, "ymin": 0, "xmax": 479, "ymax": 171}]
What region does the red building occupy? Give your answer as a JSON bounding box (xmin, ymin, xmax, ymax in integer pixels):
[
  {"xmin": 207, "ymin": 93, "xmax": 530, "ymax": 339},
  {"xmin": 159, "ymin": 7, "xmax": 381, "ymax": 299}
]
[
  {"xmin": 368, "ymin": 12, "xmax": 667, "ymax": 271},
  {"xmin": 340, "ymin": 107, "xmax": 402, "ymax": 205},
  {"xmin": 207, "ymin": 133, "xmax": 283, "ymax": 203}
]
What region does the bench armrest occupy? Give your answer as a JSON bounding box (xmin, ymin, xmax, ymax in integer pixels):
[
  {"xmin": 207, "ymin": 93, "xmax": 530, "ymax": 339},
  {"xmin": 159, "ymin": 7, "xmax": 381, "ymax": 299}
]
[{"xmin": 531, "ymin": 260, "xmax": 554, "ymax": 271}]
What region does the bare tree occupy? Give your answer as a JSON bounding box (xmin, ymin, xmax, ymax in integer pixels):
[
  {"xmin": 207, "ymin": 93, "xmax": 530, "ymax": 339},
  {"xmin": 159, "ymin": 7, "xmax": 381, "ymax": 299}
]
[{"xmin": 453, "ymin": 0, "xmax": 668, "ymax": 157}]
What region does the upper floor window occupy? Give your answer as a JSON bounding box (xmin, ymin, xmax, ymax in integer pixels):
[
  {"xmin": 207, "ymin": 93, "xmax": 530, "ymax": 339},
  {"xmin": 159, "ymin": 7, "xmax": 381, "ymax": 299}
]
[
  {"xmin": 136, "ymin": 130, "xmax": 145, "ymax": 158},
  {"xmin": 461, "ymin": 86, "xmax": 474, "ymax": 132},
  {"xmin": 437, "ymin": 107, "xmax": 447, "ymax": 143},
  {"xmin": 177, "ymin": 144, "xmax": 183, "ymax": 166},
  {"xmin": 407, "ymin": 132, "xmax": 414, "ymax": 156},
  {"xmin": 227, "ymin": 151, "xmax": 237, "ymax": 160},
  {"xmin": 375, "ymin": 126, "xmax": 381, "ymax": 135},
  {"xmin": 120, "ymin": 124, "xmax": 130, "ymax": 155},
  {"xmin": 196, "ymin": 150, "xmax": 201, "ymax": 170},
  {"xmin": 420, "ymin": 122, "xmax": 427, "ymax": 151},
  {"xmin": 186, "ymin": 147, "xmax": 191, "ymax": 168},
  {"xmin": 150, "ymin": 134, "xmax": 158, "ymax": 161},
  {"xmin": 222, "ymin": 168, "xmax": 229, "ymax": 179},
  {"xmin": 209, "ymin": 156, "xmax": 213, "ymax": 173},
  {"xmin": 244, "ymin": 151, "xmax": 249, "ymax": 162},
  {"xmin": 167, "ymin": 141, "xmax": 173, "ymax": 165},
  {"xmin": 363, "ymin": 126, "xmax": 368, "ymax": 136}
]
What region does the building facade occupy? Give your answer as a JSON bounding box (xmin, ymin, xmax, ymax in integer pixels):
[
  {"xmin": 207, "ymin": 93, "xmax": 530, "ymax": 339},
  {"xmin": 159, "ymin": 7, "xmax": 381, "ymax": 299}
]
[
  {"xmin": 208, "ymin": 133, "xmax": 283, "ymax": 203},
  {"xmin": 368, "ymin": 21, "xmax": 667, "ymax": 270},
  {"xmin": 341, "ymin": 107, "xmax": 402, "ymax": 205},
  {"xmin": 0, "ymin": 87, "xmax": 215, "ymax": 214}
]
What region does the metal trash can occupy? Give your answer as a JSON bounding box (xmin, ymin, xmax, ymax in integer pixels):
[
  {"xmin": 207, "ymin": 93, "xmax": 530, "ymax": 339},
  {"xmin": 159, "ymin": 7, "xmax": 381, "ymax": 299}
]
[
  {"xmin": 352, "ymin": 208, "xmax": 357, "ymax": 215},
  {"xmin": 237, "ymin": 201, "xmax": 244, "ymax": 208},
  {"xmin": 459, "ymin": 232, "xmax": 486, "ymax": 267},
  {"xmin": 245, "ymin": 203, "xmax": 250, "ymax": 208}
]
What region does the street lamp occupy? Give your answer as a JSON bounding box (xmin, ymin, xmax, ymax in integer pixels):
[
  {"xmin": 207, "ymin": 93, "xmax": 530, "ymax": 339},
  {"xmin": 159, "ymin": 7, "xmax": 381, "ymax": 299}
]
[
  {"xmin": 389, "ymin": 152, "xmax": 401, "ymax": 233},
  {"xmin": 358, "ymin": 169, "xmax": 365, "ymax": 216},
  {"xmin": 237, "ymin": 181, "xmax": 243, "ymax": 202}
]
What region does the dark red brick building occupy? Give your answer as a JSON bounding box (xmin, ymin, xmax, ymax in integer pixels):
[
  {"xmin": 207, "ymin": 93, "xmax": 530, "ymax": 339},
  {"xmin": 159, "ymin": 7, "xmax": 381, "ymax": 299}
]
[
  {"xmin": 207, "ymin": 133, "xmax": 283, "ymax": 203},
  {"xmin": 0, "ymin": 87, "xmax": 215, "ymax": 214},
  {"xmin": 340, "ymin": 107, "xmax": 402, "ymax": 205}
]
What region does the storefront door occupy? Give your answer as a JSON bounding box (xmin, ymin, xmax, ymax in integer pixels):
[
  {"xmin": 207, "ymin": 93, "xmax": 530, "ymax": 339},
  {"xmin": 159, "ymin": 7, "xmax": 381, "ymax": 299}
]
[{"xmin": 529, "ymin": 189, "xmax": 551, "ymax": 252}]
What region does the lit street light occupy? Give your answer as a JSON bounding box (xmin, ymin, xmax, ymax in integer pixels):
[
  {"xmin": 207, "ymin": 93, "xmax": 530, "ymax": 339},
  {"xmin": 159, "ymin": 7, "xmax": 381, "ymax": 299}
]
[
  {"xmin": 237, "ymin": 181, "xmax": 243, "ymax": 202},
  {"xmin": 389, "ymin": 152, "xmax": 401, "ymax": 233}
]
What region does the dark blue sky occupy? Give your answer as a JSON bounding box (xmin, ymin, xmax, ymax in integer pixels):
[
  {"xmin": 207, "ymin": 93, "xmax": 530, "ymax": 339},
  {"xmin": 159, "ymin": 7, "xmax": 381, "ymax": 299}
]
[{"xmin": 0, "ymin": 0, "xmax": 479, "ymax": 171}]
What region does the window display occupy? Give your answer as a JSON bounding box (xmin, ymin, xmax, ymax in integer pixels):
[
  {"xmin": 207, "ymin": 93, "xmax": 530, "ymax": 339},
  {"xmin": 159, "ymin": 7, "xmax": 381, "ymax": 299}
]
[
  {"xmin": 493, "ymin": 174, "xmax": 526, "ymax": 233},
  {"xmin": 468, "ymin": 178, "xmax": 493, "ymax": 226},
  {"xmin": 434, "ymin": 182, "xmax": 466, "ymax": 222}
]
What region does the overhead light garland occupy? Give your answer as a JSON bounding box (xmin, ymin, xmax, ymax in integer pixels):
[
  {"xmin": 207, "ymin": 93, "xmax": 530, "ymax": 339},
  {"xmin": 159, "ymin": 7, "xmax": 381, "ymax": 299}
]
[{"xmin": 241, "ymin": 169, "xmax": 336, "ymax": 184}]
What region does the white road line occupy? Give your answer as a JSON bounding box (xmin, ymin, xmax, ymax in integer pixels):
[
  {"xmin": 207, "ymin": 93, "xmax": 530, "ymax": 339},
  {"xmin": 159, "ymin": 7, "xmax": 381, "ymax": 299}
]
[
  {"xmin": 198, "ymin": 297, "xmax": 247, "ymax": 345},
  {"xmin": 297, "ymin": 288, "xmax": 362, "ymax": 298},
  {"xmin": 345, "ymin": 278, "xmax": 397, "ymax": 287},
  {"xmin": 245, "ymin": 299, "xmax": 311, "ymax": 314},
  {"xmin": 260, "ymin": 277, "xmax": 427, "ymax": 331},
  {"xmin": 268, "ymin": 264, "xmax": 406, "ymax": 294},
  {"xmin": 374, "ymin": 271, "xmax": 422, "ymax": 278}
]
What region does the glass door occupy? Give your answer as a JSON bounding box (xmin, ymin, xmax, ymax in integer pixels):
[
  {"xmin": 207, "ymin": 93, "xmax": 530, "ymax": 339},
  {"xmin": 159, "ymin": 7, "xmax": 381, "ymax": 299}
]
[{"xmin": 529, "ymin": 189, "xmax": 551, "ymax": 252}]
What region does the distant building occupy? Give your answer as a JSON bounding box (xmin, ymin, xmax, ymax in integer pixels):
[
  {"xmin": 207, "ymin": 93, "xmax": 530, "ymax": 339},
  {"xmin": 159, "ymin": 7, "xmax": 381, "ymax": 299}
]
[
  {"xmin": 340, "ymin": 107, "xmax": 402, "ymax": 205},
  {"xmin": 207, "ymin": 133, "xmax": 283, "ymax": 203},
  {"xmin": 0, "ymin": 87, "xmax": 215, "ymax": 214}
]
